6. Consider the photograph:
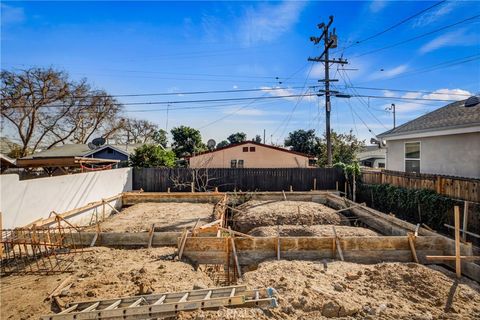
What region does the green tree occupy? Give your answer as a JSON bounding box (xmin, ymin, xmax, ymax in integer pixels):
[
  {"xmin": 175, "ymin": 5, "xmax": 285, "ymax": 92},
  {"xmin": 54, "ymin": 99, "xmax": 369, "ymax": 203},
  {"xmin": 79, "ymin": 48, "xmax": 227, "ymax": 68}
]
[
  {"xmin": 170, "ymin": 125, "xmax": 206, "ymax": 158},
  {"xmin": 129, "ymin": 144, "xmax": 176, "ymax": 168},
  {"xmin": 284, "ymin": 129, "xmax": 319, "ymax": 155},
  {"xmin": 216, "ymin": 140, "xmax": 229, "ymax": 149},
  {"xmin": 227, "ymin": 132, "xmax": 247, "ymax": 144},
  {"xmin": 253, "ymin": 135, "xmax": 262, "ymax": 143},
  {"xmin": 153, "ymin": 129, "xmax": 168, "ymax": 148},
  {"xmin": 318, "ymin": 130, "xmax": 365, "ymax": 167}
]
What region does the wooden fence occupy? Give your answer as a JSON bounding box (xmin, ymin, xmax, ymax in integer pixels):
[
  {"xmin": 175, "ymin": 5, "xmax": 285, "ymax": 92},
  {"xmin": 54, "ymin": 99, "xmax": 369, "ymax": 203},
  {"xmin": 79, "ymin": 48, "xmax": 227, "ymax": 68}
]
[
  {"xmin": 361, "ymin": 169, "xmax": 480, "ymax": 203},
  {"xmin": 133, "ymin": 167, "xmax": 345, "ymax": 192}
]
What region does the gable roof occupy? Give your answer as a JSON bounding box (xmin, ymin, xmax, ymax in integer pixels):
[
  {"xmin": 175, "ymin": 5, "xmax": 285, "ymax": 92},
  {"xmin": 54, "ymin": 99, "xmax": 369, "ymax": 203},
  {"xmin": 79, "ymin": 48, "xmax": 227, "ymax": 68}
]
[
  {"xmin": 378, "ymin": 98, "xmax": 480, "ymax": 139},
  {"xmin": 188, "ymin": 141, "xmax": 315, "ymax": 159},
  {"xmin": 21, "ymin": 143, "xmax": 145, "ymax": 159}
]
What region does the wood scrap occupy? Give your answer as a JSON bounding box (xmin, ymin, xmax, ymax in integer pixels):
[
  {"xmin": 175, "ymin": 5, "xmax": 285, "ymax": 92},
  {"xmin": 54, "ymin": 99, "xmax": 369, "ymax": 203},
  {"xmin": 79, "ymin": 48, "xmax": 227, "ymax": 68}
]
[
  {"xmin": 407, "ymin": 233, "xmax": 419, "ymax": 263},
  {"xmin": 332, "ymin": 226, "xmax": 344, "ymax": 261}
]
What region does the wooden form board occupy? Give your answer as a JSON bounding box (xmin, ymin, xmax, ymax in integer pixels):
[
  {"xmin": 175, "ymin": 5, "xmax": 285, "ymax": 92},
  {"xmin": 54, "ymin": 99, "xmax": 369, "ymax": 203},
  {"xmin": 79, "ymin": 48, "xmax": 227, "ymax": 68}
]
[
  {"xmin": 181, "ymin": 235, "xmax": 446, "ymax": 266},
  {"xmin": 325, "ymin": 193, "xmax": 480, "ymax": 281},
  {"xmin": 122, "ymin": 192, "xmax": 224, "ymax": 206},
  {"xmin": 65, "ymin": 232, "xmax": 182, "ymax": 247}
]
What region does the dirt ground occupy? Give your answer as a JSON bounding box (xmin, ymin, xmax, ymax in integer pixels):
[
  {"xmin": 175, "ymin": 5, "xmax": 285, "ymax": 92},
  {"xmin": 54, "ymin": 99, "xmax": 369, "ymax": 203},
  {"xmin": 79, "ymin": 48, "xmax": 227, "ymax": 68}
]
[
  {"xmin": 0, "ymin": 247, "xmax": 214, "ymax": 320},
  {"xmin": 248, "ymin": 225, "xmax": 378, "ymax": 237},
  {"xmin": 179, "ymin": 261, "xmax": 480, "ymax": 320},
  {"xmin": 91, "ymin": 202, "xmax": 215, "ymax": 232},
  {"xmin": 233, "ymin": 200, "xmax": 343, "ymax": 233}
]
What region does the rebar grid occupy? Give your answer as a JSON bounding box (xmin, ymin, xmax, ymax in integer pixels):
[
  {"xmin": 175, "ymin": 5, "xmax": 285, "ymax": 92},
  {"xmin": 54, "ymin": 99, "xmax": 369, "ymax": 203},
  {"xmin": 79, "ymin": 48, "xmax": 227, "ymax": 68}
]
[{"xmin": 1, "ymin": 222, "xmax": 84, "ymax": 276}]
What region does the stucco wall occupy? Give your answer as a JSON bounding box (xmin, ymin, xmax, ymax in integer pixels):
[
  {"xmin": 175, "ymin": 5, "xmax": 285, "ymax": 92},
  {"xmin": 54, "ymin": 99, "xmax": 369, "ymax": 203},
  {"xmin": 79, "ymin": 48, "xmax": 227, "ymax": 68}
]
[
  {"xmin": 189, "ymin": 143, "xmax": 311, "ymax": 168},
  {"xmin": 385, "ymin": 132, "xmax": 480, "ymax": 178},
  {"xmin": 0, "ymin": 168, "xmax": 132, "ymax": 228}
]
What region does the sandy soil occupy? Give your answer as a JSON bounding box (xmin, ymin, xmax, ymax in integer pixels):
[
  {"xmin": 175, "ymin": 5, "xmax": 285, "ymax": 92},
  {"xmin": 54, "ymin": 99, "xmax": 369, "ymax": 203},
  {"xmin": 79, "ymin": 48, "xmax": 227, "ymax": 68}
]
[
  {"xmin": 91, "ymin": 202, "xmax": 215, "ymax": 232},
  {"xmin": 0, "ymin": 247, "xmax": 213, "ymax": 320},
  {"xmin": 179, "ymin": 261, "xmax": 480, "ymax": 320},
  {"xmin": 233, "ymin": 201, "xmax": 343, "ymax": 233},
  {"xmin": 248, "ymin": 225, "xmax": 378, "ymax": 237}
]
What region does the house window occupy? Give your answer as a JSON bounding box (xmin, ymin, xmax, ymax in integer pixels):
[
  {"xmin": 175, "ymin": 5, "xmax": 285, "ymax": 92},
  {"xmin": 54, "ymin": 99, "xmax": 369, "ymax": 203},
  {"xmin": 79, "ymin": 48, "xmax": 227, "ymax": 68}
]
[
  {"xmin": 249, "ymin": 147, "xmax": 256, "ymax": 152},
  {"xmin": 231, "ymin": 160, "xmax": 237, "ymax": 168},
  {"xmin": 405, "ymin": 142, "xmax": 420, "ymax": 173},
  {"xmin": 238, "ymin": 160, "xmax": 244, "ymax": 168},
  {"xmin": 242, "ymin": 147, "xmax": 248, "ymax": 152}
]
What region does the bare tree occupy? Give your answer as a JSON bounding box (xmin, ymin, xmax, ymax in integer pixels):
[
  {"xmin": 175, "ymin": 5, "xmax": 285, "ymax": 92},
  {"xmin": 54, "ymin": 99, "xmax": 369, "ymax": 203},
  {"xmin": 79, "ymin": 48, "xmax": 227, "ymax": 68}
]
[
  {"xmin": 115, "ymin": 118, "xmax": 159, "ymax": 144},
  {"xmin": 1, "ymin": 68, "xmax": 124, "ymax": 156}
]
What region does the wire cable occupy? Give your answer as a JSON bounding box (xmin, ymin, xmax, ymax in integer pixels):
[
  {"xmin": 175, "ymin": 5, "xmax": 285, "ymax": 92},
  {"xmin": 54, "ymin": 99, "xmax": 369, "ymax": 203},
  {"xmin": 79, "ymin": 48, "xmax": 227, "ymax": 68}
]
[{"xmin": 352, "ymin": 14, "xmax": 480, "ymax": 58}]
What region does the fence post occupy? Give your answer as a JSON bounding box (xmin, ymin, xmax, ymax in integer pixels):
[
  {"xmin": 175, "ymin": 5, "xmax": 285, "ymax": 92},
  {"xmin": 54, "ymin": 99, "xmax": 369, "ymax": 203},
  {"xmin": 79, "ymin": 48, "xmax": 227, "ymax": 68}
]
[
  {"xmin": 463, "ymin": 201, "xmax": 469, "ymax": 241},
  {"xmin": 380, "ymin": 171, "xmax": 385, "ymax": 184},
  {"xmin": 435, "ymin": 176, "xmax": 442, "ymax": 194}
]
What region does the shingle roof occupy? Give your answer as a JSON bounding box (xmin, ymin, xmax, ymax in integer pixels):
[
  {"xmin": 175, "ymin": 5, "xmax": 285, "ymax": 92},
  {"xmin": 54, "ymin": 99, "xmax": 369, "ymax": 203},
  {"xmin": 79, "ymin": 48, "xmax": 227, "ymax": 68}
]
[
  {"xmin": 21, "ymin": 143, "xmax": 144, "ymax": 159},
  {"xmin": 378, "ymin": 98, "xmax": 480, "ymax": 138}
]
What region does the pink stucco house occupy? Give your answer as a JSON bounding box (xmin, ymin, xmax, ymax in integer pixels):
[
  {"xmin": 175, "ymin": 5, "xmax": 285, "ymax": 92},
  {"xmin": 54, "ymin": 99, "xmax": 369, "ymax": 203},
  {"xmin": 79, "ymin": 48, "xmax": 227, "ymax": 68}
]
[{"xmin": 188, "ymin": 141, "xmax": 316, "ymax": 168}]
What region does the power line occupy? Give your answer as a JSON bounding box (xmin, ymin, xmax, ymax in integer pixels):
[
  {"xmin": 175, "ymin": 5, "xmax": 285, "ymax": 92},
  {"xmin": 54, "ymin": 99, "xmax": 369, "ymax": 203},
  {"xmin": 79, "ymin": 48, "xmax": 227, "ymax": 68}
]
[
  {"xmin": 345, "ymin": 0, "xmax": 446, "ymax": 49},
  {"xmin": 339, "ymin": 70, "xmax": 389, "ymax": 130},
  {"xmin": 272, "ymin": 63, "xmax": 315, "ymax": 142},
  {"xmin": 197, "ymin": 63, "xmax": 312, "ymax": 130},
  {"xmin": 6, "ymin": 93, "xmax": 320, "ymax": 109},
  {"xmin": 340, "ymin": 86, "xmax": 473, "ymax": 97},
  {"xmin": 352, "ymin": 14, "xmax": 480, "ymax": 58},
  {"xmin": 376, "ymin": 54, "xmax": 480, "ymax": 81}
]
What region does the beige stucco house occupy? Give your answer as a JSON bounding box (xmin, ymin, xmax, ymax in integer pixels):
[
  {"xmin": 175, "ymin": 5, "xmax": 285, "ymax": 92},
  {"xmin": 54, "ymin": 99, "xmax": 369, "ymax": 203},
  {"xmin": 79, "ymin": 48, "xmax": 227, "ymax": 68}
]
[
  {"xmin": 377, "ymin": 97, "xmax": 480, "ymax": 178},
  {"xmin": 188, "ymin": 141, "xmax": 315, "ymax": 168}
]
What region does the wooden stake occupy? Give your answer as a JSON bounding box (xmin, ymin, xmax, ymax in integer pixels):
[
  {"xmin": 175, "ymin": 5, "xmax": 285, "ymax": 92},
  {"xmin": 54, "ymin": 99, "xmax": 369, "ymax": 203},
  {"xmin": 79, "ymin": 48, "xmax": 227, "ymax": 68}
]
[
  {"xmin": 191, "ymin": 182, "xmax": 195, "ymax": 193},
  {"xmin": 407, "ymin": 233, "xmax": 419, "ymax": 263},
  {"xmin": 289, "ymin": 185, "xmax": 293, "ymax": 192},
  {"xmin": 147, "ymin": 224, "xmax": 155, "ymax": 248},
  {"xmin": 332, "ymin": 226, "xmax": 344, "ymax": 261},
  {"xmin": 282, "ymin": 190, "xmax": 287, "ymax": 201},
  {"xmin": 178, "ymin": 229, "xmax": 189, "ymax": 259},
  {"xmin": 463, "ymin": 201, "xmax": 469, "ymax": 241},
  {"xmin": 105, "ymin": 201, "xmax": 120, "ymax": 215},
  {"xmin": 276, "ymin": 225, "xmax": 280, "ymax": 260},
  {"xmin": 454, "ymin": 206, "xmax": 461, "ymax": 279},
  {"xmin": 167, "ymin": 187, "xmax": 171, "ymax": 193},
  {"xmin": 335, "ymin": 181, "xmax": 338, "ymax": 191},
  {"xmin": 313, "ymin": 178, "xmax": 317, "ymax": 191},
  {"xmin": 214, "ymin": 186, "xmax": 219, "ymax": 193},
  {"xmin": 230, "ymin": 237, "xmax": 242, "ymax": 279}
]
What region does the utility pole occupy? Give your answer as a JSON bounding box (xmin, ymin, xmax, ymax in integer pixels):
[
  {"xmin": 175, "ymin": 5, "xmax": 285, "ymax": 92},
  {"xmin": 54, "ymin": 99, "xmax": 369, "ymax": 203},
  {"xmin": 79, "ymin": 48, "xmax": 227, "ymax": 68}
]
[
  {"xmin": 308, "ymin": 16, "xmax": 348, "ymax": 166},
  {"xmin": 386, "ymin": 103, "xmax": 396, "ymax": 128},
  {"xmin": 263, "ymin": 129, "xmax": 266, "ymax": 144}
]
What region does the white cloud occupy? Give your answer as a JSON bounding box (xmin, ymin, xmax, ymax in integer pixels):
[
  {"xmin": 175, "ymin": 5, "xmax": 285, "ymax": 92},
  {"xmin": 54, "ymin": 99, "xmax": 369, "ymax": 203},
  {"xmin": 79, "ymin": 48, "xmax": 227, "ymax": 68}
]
[
  {"xmin": 224, "ymin": 108, "xmax": 265, "ymax": 116},
  {"xmin": 413, "ymin": 1, "xmax": 458, "ymax": 27},
  {"xmin": 369, "ymin": 0, "xmax": 387, "ymax": 13},
  {"xmin": 369, "ymin": 64, "xmax": 408, "ymax": 80},
  {"xmin": 260, "ymin": 86, "xmax": 315, "ymax": 102},
  {"xmin": 232, "ymin": 85, "xmax": 238, "ymax": 89},
  {"xmin": 383, "ymin": 90, "xmax": 395, "ymax": 98},
  {"xmin": 422, "ymin": 88, "xmax": 472, "ymax": 101},
  {"xmin": 1, "ymin": 3, "xmax": 25, "ymax": 25},
  {"xmin": 419, "ymin": 29, "xmax": 476, "ymax": 54},
  {"xmin": 239, "ymin": 1, "xmax": 307, "ymax": 46}
]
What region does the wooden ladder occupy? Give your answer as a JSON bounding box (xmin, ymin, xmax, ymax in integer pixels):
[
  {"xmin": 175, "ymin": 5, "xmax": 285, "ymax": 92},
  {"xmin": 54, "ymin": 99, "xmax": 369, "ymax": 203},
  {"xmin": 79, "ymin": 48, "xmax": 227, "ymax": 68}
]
[{"xmin": 40, "ymin": 285, "xmax": 278, "ymax": 319}]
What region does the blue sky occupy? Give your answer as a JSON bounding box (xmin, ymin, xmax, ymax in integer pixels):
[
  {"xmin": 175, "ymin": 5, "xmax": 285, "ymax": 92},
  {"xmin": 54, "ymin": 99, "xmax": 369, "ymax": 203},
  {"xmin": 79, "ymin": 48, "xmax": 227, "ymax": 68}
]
[{"xmin": 2, "ymin": 0, "xmax": 479, "ymax": 145}]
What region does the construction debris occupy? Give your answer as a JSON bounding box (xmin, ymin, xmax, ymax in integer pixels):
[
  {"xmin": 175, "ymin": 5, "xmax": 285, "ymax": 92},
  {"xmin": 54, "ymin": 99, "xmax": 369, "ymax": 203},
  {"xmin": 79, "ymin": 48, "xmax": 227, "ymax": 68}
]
[{"xmin": 40, "ymin": 285, "xmax": 278, "ymax": 319}]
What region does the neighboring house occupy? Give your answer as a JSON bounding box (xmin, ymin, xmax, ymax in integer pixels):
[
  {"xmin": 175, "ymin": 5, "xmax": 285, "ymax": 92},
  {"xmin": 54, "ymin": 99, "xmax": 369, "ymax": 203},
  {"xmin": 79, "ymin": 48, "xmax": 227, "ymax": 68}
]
[
  {"xmin": 20, "ymin": 143, "xmax": 144, "ymax": 163},
  {"xmin": 377, "ymin": 97, "xmax": 480, "ymax": 178},
  {"xmin": 188, "ymin": 141, "xmax": 316, "ymax": 168},
  {"xmin": 16, "ymin": 143, "xmax": 145, "ymax": 174},
  {"xmin": 357, "ymin": 146, "xmax": 386, "ymax": 168}
]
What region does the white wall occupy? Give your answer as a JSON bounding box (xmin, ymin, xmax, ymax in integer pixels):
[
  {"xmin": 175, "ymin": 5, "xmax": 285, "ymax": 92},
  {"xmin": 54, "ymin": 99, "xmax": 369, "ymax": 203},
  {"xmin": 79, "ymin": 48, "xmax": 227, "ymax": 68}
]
[
  {"xmin": 0, "ymin": 168, "xmax": 132, "ymax": 229},
  {"xmin": 386, "ymin": 132, "xmax": 480, "ymax": 178}
]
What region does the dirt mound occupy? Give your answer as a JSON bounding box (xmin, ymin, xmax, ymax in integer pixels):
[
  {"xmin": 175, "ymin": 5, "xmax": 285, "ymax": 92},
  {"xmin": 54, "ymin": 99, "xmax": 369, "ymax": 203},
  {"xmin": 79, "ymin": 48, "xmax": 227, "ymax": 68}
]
[
  {"xmin": 233, "ymin": 200, "xmax": 342, "ymax": 233},
  {"xmin": 1, "ymin": 247, "xmax": 214, "ymax": 319},
  {"xmin": 248, "ymin": 225, "xmax": 378, "ymax": 237},
  {"xmin": 92, "ymin": 202, "xmax": 214, "ymax": 232},
  {"xmin": 240, "ymin": 260, "xmax": 480, "ymax": 319}
]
